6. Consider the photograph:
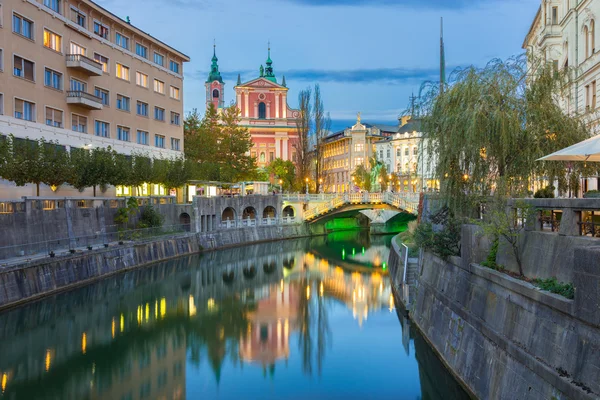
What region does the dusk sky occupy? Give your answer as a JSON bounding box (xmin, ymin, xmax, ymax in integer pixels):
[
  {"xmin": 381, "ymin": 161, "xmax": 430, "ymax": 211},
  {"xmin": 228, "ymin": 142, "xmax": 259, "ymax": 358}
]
[{"xmin": 98, "ymin": 0, "xmax": 540, "ymax": 130}]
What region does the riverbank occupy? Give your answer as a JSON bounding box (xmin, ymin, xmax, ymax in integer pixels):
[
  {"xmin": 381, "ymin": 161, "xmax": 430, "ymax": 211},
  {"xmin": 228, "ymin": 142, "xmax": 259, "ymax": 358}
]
[
  {"xmin": 0, "ymin": 224, "xmax": 313, "ymax": 311},
  {"xmin": 388, "ymin": 234, "xmax": 600, "ymax": 400}
]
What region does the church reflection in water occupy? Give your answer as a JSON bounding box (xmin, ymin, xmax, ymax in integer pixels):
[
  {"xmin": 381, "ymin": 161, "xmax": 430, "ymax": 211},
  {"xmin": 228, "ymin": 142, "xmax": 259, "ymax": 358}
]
[{"xmin": 0, "ymin": 234, "xmax": 422, "ymax": 400}]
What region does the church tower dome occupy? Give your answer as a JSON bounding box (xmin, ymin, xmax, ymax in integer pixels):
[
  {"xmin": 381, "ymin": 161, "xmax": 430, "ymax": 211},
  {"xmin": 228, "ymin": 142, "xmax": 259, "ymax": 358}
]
[{"xmin": 206, "ymin": 42, "xmax": 225, "ymax": 110}]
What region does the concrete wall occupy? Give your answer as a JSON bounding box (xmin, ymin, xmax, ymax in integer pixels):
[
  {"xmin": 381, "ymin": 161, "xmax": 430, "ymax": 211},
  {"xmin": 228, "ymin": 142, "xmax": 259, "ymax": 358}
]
[{"xmin": 390, "ymin": 235, "xmax": 600, "ymax": 399}]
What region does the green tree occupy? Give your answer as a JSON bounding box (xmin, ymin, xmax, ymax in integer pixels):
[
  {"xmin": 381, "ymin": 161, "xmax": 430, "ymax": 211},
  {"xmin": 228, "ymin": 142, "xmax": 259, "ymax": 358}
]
[
  {"xmin": 219, "ymin": 105, "xmax": 256, "ymax": 182},
  {"xmin": 351, "ymin": 164, "xmax": 371, "ymax": 191},
  {"xmin": 131, "ymin": 154, "xmax": 153, "ymax": 196},
  {"xmin": 267, "ymin": 158, "xmax": 296, "ymax": 191},
  {"xmin": 184, "ymin": 106, "xmax": 220, "ymax": 181},
  {"xmin": 41, "ymin": 141, "xmax": 73, "ymax": 192},
  {"xmin": 162, "ymin": 157, "xmax": 192, "ymax": 191},
  {"xmin": 295, "ymin": 88, "xmax": 312, "ymax": 191},
  {"xmin": 5, "ymin": 137, "xmax": 44, "ymax": 196}
]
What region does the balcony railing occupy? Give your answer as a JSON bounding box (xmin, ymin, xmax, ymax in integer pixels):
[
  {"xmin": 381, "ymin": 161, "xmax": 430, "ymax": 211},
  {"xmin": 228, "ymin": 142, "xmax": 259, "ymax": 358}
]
[
  {"xmin": 66, "ymin": 91, "xmax": 103, "ymax": 110},
  {"xmin": 65, "ymin": 54, "xmax": 103, "ymax": 76}
]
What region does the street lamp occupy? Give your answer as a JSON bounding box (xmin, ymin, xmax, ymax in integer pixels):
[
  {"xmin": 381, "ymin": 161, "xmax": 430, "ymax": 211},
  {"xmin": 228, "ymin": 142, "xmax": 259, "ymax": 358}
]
[
  {"xmin": 378, "ymin": 177, "xmax": 382, "ymax": 193},
  {"xmin": 279, "ymin": 179, "xmax": 283, "ymax": 193},
  {"xmin": 305, "ymin": 177, "xmax": 309, "ymax": 194},
  {"xmin": 319, "ymin": 178, "xmax": 323, "ymax": 194}
]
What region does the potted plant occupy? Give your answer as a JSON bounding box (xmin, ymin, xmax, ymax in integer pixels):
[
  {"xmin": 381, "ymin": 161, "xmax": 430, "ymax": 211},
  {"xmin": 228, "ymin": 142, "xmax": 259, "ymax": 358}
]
[
  {"xmin": 87, "ymin": 245, "xmax": 93, "ymax": 251},
  {"xmin": 49, "ymin": 251, "xmax": 55, "ymax": 258}
]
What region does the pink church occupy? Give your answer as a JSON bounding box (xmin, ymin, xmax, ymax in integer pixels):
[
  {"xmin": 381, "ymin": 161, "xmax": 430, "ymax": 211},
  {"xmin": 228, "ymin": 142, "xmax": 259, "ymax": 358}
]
[{"xmin": 206, "ymin": 46, "xmax": 300, "ymax": 168}]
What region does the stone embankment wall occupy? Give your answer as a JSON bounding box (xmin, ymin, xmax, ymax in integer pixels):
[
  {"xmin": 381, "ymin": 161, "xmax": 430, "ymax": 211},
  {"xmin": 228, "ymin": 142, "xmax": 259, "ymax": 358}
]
[
  {"xmin": 0, "ymin": 224, "xmax": 311, "ymax": 310},
  {"xmin": 389, "ymin": 230, "xmax": 600, "ymax": 400}
]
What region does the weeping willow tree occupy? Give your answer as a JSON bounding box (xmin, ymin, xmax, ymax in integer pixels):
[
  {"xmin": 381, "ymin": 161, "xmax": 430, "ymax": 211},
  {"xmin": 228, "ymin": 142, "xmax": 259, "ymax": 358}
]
[{"xmin": 415, "ymin": 55, "xmax": 593, "ymax": 215}]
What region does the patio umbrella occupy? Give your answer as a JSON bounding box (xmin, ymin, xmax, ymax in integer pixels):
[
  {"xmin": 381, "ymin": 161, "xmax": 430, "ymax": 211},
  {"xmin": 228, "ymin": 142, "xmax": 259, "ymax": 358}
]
[{"xmin": 538, "ymin": 134, "xmax": 600, "ymax": 162}]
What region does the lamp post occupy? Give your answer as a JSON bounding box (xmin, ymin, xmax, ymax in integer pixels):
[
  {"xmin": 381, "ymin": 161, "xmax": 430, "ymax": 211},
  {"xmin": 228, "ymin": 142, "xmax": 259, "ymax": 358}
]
[
  {"xmin": 305, "ymin": 177, "xmax": 309, "ymax": 195},
  {"xmin": 279, "ymin": 179, "xmax": 283, "ymax": 194},
  {"xmin": 319, "ymin": 178, "xmax": 323, "ymax": 194},
  {"xmin": 388, "ymin": 174, "xmax": 393, "ymax": 193},
  {"xmin": 378, "ymin": 177, "xmax": 382, "ymax": 193}
]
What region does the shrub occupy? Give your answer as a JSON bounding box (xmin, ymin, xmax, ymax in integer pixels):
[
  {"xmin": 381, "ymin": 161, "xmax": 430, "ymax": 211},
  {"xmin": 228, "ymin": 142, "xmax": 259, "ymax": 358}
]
[
  {"xmin": 138, "ymin": 206, "xmax": 164, "ymax": 229},
  {"xmin": 584, "ymin": 190, "xmax": 600, "ymax": 198},
  {"xmin": 413, "ymin": 219, "xmax": 461, "ymax": 260},
  {"xmin": 534, "ymin": 186, "xmax": 555, "ymax": 198},
  {"xmin": 481, "ymin": 237, "xmax": 504, "ymax": 271},
  {"xmin": 533, "ymin": 277, "xmax": 574, "ymax": 299}
]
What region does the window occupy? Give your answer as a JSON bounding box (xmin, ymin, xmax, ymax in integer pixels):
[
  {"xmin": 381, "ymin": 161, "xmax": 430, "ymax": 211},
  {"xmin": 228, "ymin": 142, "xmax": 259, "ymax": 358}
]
[
  {"xmin": 45, "ymin": 107, "xmax": 62, "ymax": 127},
  {"xmin": 170, "ymin": 86, "xmax": 180, "ymax": 100},
  {"xmin": 593, "ymin": 80, "xmax": 597, "ymax": 109},
  {"xmin": 153, "ymin": 52, "xmax": 164, "ymax": 66},
  {"xmin": 169, "ymin": 60, "xmax": 180, "ymax": 74},
  {"xmin": 591, "ymin": 20, "xmax": 596, "ymax": 55},
  {"xmin": 70, "ymin": 7, "xmax": 86, "ymax": 28},
  {"xmin": 94, "ymin": 87, "xmax": 109, "ymax": 106},
  {"xmin": 551, "ymin": 6, "xmax": 558, "ymax": 25},
  {"xmin": 14, "ymin": 99, "xmax": 35, "ymax": 121},
  {"xmin": 70, "ymin": 42, "xmax": 85, "ymax": 56},
  {"xmin": 258, "ymin": 102, "xmax": 266, "ymax": 119},
  {"xmin": 116, "ymin": 94, "xmax": 130, "ymax": 112},
  {"xmin": 355, "ymin": 143, "xmax": 364, "ymax": 152},
  {"xmin": 154, "ymin": 107, "xmax": 165, "ymax": 121},
  {"xmin": 44, "ymin": 68, "xmax": 62, "ymax": 90},
  {"xmin": 137, "ymin": 101, "xmax": 148, "ymax": 117},
  {"xmin": 404, "ymin": 148, "xmax": 409, "ymax": 156},
  {"xmin": 72, "ymin": 114, "xmax": 87, "ymax": 133},
  {"xmin": 136, "ymin": 43, "xmax": 148, "ymax": 59},
  {"xmin": 117, "ymin": 126, "xmax": 130, "ymax": 141},
  {"xmin": 355, "ymin": 157, "xmax": 364, "ymax": 166},
  {"xmin": 116, "ymin": 63, "xmax": 130, "ymax": 80},
  {"xmin": 155, "ymin": 134, "xmax": 165, "ymax": 148},
  {"xmin": 93, "ymin": 20, "xmax": 109, "ymax": 39},
  {"xmin": 115, "ymin": 33, "xmax": 129, "ymax": 50},
  {"xmin": 95, "ymin": 120, "xmax": 110, "ymax": 137},
  {"xmin": 136, "ymin": 72, "xmax": 148, "ymax": 88},
  {"xmin": 413, "ymin": 147, "xmax": 418, "ymax": 155},
  {"xmin": 396, "ymin": 148, "xmax": 401, "ymax": 157},
  {"xmin": 387, "ymin": 149, "xmax": 391, "ymax": 158},
  {"xmin": 170, "ymin": 112, "xmax": 180, "ymax": 125},
  {"xmin": 0, "ymin": 49, "xmax": 3, "ymax": 71},
  {"xmin": 43, "ymin": 29, "xmax": 62, "ymax": 52},
  {"xmin": 13, "ymin": 14, "xmax": 34, "ymax": 40},
  {"xmin": 13, "ymin": 55, "xmax": 35, "ymax": 81},
  {"xmin": 154, "ymin": 79, "xmax": 164, "ymax": 94},
  {"xmin": 212, "ymin": 89, "xmax": 219, "ymax": 98},
  {"xmin": 43, "ymin": 0, "xmax": 61, "ymax": 14},
  {"xmin": 171, "ymin": 138, "xmax": 180, "ymax": 151},
  {"xmin": 0, "ymin": 94, "xmax": 3, "ymax": 115},
  {"xmin": 379, "ymin": 150, "xmax": 383, "ymax": 159},
  {"xmin": 93, "ymin": 53, "xmax": 108, "ymax": 73},
  {"xmin": 269, "ymin": 152, "xmax": 274, "ymax": 162},
  {"xmin": 137, "ymin": 130, "xmax": 149, "ymax": 145}
]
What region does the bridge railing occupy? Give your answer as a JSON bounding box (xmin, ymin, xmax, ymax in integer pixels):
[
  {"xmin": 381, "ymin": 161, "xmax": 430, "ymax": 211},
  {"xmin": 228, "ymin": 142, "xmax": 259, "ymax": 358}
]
[{"xmin": 221, "ymin": 217, "xmax": 297, "ymax": 229}]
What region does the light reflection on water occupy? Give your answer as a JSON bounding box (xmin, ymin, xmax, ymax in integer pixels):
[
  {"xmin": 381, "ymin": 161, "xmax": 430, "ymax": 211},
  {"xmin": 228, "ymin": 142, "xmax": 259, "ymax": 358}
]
[{"xmin": 0, "ymin": 231, "xmax": 468, "ymax": 400}]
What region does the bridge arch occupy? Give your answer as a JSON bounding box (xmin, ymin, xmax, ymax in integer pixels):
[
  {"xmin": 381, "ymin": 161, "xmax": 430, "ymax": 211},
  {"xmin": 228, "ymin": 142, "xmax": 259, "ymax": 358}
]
[
  {"xmin": 282, "ymin": 205, "xmax": 296, "ymax": 218},
  {"xmin": 222, "ymin": 207, "xmax": 236, "ymax": 221},
  {"xmin": 263, "ymin": 206, "xmax": 276, "ymax": 218},
  {"xmin": 179, "ymin": 212, "xmax": 191, "ymax": 231},
  {"xmin": 242, "ymin": 206, "xmax": 257, "ymax": 220}
]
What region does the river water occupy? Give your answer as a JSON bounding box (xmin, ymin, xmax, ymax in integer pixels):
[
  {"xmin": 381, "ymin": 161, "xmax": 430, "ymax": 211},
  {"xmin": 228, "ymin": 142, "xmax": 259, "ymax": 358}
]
[{"xmin": 0, "ymin": 231, "xmax": 469, "ymax": 400}]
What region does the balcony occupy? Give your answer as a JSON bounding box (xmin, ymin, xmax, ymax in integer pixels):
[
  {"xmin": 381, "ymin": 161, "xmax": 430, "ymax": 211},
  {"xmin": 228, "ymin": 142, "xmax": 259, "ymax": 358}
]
[
  {"xmin": 65, "ymin": 54, "xmax": 103, "ymax": 76},
  {"xmin": 66, "ymin": 91, "xmax": 103, "ymax": 110}
]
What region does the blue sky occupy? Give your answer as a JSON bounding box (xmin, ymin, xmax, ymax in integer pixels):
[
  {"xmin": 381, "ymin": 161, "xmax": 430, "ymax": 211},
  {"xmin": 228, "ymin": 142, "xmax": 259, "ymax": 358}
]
[{"xmin": 98, "ymin": 0, "xmax": 540, "ymax": 128}]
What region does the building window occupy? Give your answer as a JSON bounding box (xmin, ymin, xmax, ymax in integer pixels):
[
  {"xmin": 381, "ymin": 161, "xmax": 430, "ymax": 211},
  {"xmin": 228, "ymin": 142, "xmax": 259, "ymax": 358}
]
[
  {"xmin": 155, "ymin": 134, "xmax": 165, "ymax": 148},
  {"xmin": 387, "ymin": 149, "xmax": 391, "ymax": 158},
  {"xmin": 45, "ymin": 107, "xmax": 62, "ymax": 127},
  {"xmin": 355, "ymin": 143, "xmax": 364, "ymax": 152},
  {"xmin": 70, "ymin": 42, "xmax": 85, "ymax": 56},
  {"xmin": 169, "ymin": 60, "xmax": 180, "ymax": 74},
  {"xmin": 93, "ymin": 20, "xmax": 109, "ymax": 39},
  {"xmin": 404, "ymin": 148, "xmax": 409, "ymax": 156},
  {"xmin": 137, "ymin": 101, "xmax": 148, "ymax": 117},
  {"xmin": 13, "ymin": 55, "xmax": 35, "ymax": 81},
  {"xmin": 170, "ymin": 112, "xmax": 180, "ymax": 125},
  {"xmin": 154, "ymin": 79, "xmax": 165, "ymax": 94},
  {"xmin": 116, "ymin": 94, "xmax": 130, "ymax": 112},
  {"xmin": 95, "ymin": 120, "xmax": 110, "ymax": 137},
  {"xmin": 14, "ymin": 99, "xmax": 35, "ymax": 121},
  {"xmin": 93, "ymin": 53, "xmax": 108, "ymax": 73},
  {"xmin": 269, "ymin": 152, "xmax": 274, "ymax": 162},
  {"xmin": 593, "ymin": 80, "xmax": 597, "ymax": 110},
  {"xmin": 258, "ymin": 102, "xmax": 266, "ymax": 119},
  {"xmin": 43, "ymin": 29, "xmax": 62, "ymax": 52},
  {"xmin": 0, "ymin": 94, "xmax": 3, "ymax": 115},
  {"xmin": 379, "ymin": 150, "xmax": 383, "ymax": 159},
  {"xmin": 72, "ymin": 114, "xmax": 87, "ymax": 133},
  {"xmin": 13, "ymin": 14, "xmax": 34, "ymax": 40},
  {"xmin": 116, "ymin": 63, "xmax": 130, "ymax": 81},
  {"xmin": 396, "ymin": 148, "xmax": 401, "ymax": 157},
  {"xmin": 212, "ymin": 89, "xmax": 219, "ymax": 98},
  {"xmin": 355, "ymin": 157, "xmax": 364, "ymax": 166},
  {"xmin": 154, "ymin": 52, "xmax": 164, "ymax": 66},
  {"xmin": 260, "ymin": 152, "xmax": 265, "ymax": 163},
  {"xmin": 170, "ymin": 86, "xmax": 180, "ymax": 100},
  {"xmin": 70, "ymin": 78, "xmax": 86, "ymax": 92},
  {"xmin": 117, "ymin": 126, "xmax": 130, "ymax": 141},
  {"xmin": 115, "ymin": 33, "xmax": 129, "ymax": 50},
  {"xmin": 551, "ymin": 6, "xmax": 558, "ymax": 25},
  {"xmin": 70, "ymin": 7, "xmax": 86, "ymax": 28},
  {"xmin": 43, "ymin": 0, "xmax": 61, "ymax": 14},
  {"xmin": 44, "ymin": 68, "xmax": 62, "ymax": 90},
  {"xmin": 591, "ymin": 20, "xmax": 596, "ymax": 55},
  {"xmin": 154, "ymin": 107, "xmax": 165, "ymax": 121},
  {"xmin": 137, "ymin": 130, "xmax": 149, "ymax": 145},
  {"xmin": 94, "ymin": 87, "xmax": 109, "ymax": 106},
  {"xmin": 0, "ymin": 49, "xmax": 3, "ymax": 71},
  {"xmin": 413, "ymin": 147, "xmax": 418, "ymax": 155},
  {"xmin": 171, "ymin": 138, "xmax": 180, "ymax": 151},
  {"xmin": 136, "ymin": 43, "xmax": 148, "ymax": 59}
]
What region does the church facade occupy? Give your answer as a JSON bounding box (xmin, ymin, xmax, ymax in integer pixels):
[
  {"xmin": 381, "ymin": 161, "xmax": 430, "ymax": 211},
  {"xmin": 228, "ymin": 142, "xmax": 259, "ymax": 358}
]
[{"xmin": 205, "ymin": 47, "xmax": 300, "ymax": 168}]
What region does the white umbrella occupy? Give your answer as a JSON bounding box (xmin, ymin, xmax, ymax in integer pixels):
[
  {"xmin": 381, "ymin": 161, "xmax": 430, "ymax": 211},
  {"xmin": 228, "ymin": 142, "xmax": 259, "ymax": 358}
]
[{"xmin": 538, "ymin": 134, "xmax": 600, "ymax": 162}]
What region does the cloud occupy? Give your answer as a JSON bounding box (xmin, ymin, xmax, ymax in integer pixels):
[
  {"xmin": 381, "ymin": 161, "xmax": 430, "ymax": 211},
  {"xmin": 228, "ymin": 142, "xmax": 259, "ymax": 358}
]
[
  {"xmin": 279, "ymin": 0, "xmax": 503, "ymax": 9},
  {"xmin": 190, "ymin": 67, "xmax": 441, "ymax": 84}
]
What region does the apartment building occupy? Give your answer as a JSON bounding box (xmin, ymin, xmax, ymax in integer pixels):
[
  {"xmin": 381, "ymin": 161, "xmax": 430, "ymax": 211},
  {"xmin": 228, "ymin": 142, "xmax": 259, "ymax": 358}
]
[{"xmin": 0, "ymin": 0, "xmax": 190, "ymax": 198}]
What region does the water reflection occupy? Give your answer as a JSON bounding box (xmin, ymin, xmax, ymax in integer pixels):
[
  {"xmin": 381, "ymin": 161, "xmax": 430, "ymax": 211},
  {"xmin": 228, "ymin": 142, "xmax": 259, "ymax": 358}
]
[{"xmin": 0, "ymin": 232, "xmax": 468, "ymax": 400}]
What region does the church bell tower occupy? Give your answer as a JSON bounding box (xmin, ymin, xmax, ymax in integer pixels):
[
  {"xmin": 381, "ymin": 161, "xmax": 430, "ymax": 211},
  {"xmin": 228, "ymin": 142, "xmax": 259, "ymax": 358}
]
[{"xmin": 206, "ymin": 43, "xmax": 224, "ymax": 110}]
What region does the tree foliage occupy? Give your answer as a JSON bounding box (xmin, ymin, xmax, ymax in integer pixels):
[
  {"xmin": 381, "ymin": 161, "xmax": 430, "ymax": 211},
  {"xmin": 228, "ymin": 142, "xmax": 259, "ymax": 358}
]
[
  {"xmin": 267, "ymin": 158, "xmax": 297, "ymax": 191},
  {"xmin": 295, "ymin": 88, "xmax": 312, "ymax": 190},
  {"xmin": 415, "ymin": 55, "xmax": 592, "ymax": 215}
]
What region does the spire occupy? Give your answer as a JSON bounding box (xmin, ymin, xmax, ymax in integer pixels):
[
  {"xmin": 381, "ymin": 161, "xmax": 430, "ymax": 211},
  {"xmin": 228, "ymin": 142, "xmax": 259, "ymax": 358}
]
[
  {"xmin": 263, "ymin": 42, "xmax": 277, "ymax": 82},
  {"xmin": 440, "ymin": 17, "xmax": 446, "ymax": 93},
  {"xmin": 236, "ymin": 73, "xmax": 241, "ymax": 86},
  {"xmin": 207, "ymin": 41, "xmax": 223, "ymax": 83},
  {"xmin": 282, "ymin": 75, "xmax": 287, "ymax": 87}
]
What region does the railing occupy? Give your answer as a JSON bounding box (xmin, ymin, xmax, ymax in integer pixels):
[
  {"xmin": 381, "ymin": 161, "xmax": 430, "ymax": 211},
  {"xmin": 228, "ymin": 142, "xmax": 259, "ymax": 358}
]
[
  {"xmin": 220, "ymin": 217, "xmax": 296, "ymax": 229},
  {"xmin": 66, "ymin": 90, "xmax": 103, "ymax": 103},
  {"xmin": 302, "ymin": 192, "xmax": 420, "ymax": 220},
  {"xmin": 281, "ymin": 193, "xmax": 337, "ymax": 202},
  {"xmin": 65, "ymin": 53, "xmax": 103, "ymax": 69}
]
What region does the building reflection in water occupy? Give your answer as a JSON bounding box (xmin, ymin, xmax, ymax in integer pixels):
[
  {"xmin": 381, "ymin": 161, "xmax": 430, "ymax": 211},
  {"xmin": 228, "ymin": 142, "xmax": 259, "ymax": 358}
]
[{"xmin": 0, "ymin": 236, "xmax": 394, "ymax": 398}]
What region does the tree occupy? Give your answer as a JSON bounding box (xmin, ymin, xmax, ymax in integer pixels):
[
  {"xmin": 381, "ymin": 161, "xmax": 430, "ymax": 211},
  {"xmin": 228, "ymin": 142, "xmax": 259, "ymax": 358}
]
[
  {"xmin": 352, "ymin": 164, "xmax": 371, "ymax": 191},
  {"xmin": 162, "ymin": 156, "xmax": 193, "ymax": 191},
  {"xmin": 184, "ymin": 106, "xmax": 220, "ymax": 181},
  {"xmin": 41, "ymin": 141, "xmax": 73, "ymax": 191},
  {"xmin": 267, "ymin": 158, "xmax": 296, "ymax": 191},
  {"xmin": 131, "ymin": 154, "xmax": 153, "ymax": 196},
  {"xmin": 313, "ymin": 84, "xmax": 331, "ymax": 193},
  {"xmin": 295, "ymin": 88, "xmax": 312, "ymax": 192},
  {"xmin": 219, "ymin": 105, "xmax": 256, "ymax": 182},
  {"xmin": 416, "ymin": 55, "xmax": 592, "ymax": 216}
]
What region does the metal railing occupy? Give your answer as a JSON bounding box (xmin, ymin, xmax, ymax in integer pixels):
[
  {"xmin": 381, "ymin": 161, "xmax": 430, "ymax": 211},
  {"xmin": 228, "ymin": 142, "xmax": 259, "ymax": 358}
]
[
  {"xmin": 66, "ymin": 90, "xmax": 103, "ymax": 103},
  {"xmin": 220, "ymin": 217, "xmax": 296, "ymax": 229},
  {"xmin": 303, "ymin": 192, "xmax": 419, "ymax": 220},
  {"xmin": 65, "ymin": 53, "xmax": 103, "ymax": 69}
]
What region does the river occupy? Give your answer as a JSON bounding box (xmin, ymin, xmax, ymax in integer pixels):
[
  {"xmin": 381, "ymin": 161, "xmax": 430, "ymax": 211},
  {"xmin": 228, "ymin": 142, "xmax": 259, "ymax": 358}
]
[{"xmin": 0, "ymin": 231, "xmax": 469, "ymax": 400}]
